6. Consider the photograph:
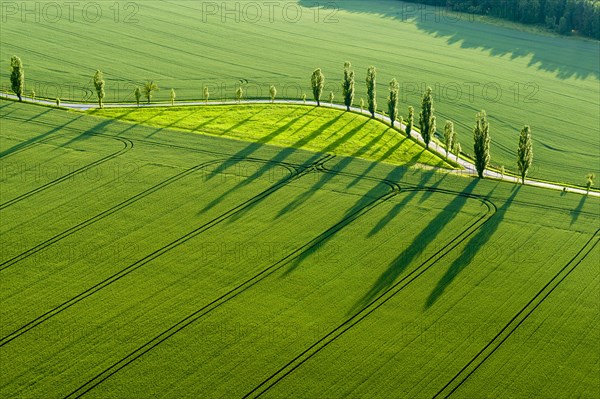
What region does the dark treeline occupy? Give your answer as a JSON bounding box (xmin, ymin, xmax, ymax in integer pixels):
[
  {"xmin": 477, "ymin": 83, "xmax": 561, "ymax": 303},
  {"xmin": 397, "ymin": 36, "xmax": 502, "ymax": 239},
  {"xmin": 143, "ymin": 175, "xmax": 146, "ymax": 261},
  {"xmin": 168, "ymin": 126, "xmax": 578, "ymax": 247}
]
[{"xmin": 404, "ymin": 0, "xmax": 600, "ymax": 39}]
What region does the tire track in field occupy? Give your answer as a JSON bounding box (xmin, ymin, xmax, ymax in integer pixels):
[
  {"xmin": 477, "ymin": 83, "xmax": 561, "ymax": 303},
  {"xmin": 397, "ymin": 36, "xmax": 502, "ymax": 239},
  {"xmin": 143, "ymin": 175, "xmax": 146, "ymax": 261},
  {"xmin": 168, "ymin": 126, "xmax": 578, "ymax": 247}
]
[
  {"xmin": 0, "ymin": 155, "xmax": 332, "ymax": 348},
  {"xmin": 434, "ymin": 228, "xmax": 600, "ymax": 398},
  {"xmin": 0, "ymin": 135, "xmax": 133, "ymax": 210},
  {"xmin": 0, "ymin": 158, "xmax": 294, "ymax": 272},
  {"xmin": 0, "ymin": 115, "xmax": 306, "ymax": 171},
  {"xmin": 243, "ymin": 183, "xmax": 496, "ymax": 398},
  {"xmin": 62, "ymin": 178, "xmax": 399, "ymax": 399}
]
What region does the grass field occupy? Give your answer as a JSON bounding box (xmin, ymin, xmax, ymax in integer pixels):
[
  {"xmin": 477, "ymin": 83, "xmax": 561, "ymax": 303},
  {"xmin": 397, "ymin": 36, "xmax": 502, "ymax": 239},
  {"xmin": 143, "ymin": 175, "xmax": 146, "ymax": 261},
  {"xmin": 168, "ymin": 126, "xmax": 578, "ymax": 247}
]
[
  {"xmin": 1, "ymin": 100, "xmax": 598, "ymax": 398},
  {"xmin": 1, "ymin": 1, "xmax": 598, "ymax": 185},
  {"xmin": 89, "ymin": 104, "xmax": 453, "ymax": 169}
]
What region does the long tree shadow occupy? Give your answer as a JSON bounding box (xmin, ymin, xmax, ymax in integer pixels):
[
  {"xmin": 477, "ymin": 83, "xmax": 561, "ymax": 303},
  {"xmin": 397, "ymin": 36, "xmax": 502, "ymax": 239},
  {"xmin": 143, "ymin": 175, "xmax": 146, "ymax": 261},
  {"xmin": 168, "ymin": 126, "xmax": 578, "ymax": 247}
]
[
  {"xmin": 198, "ymin": 108, "xmax": 324, "ymax": 214},
  {"xmin": 345, "ymin": 133, "xmax": 408, "ymax": 189},
  {"xmin": 59, "ymin": 118, "xmax": 115, "ymax": 148},
  {"xmin": 200, "ymin": 107, "xmax": 317, "ymax": 185},
  {"xmin": 352, "ymin": 179, "xmax": 482, "ymax": 313},
  {"xmin": 570, "ymin": 194, "xmax": 587, "ymax": 225},
  {"xmin": 221, "ymin": 115, "xmax": 356, "ymax": 221},
  {"xmin": 281, "ymin": 162, "xmax": 404, "ymax": 277},
  {"xmin": 425, "ymin": 185, "xmax": 521, "ymax": 309},
  {"xmin": 274, "ymin": 118, "xmax": 370, "ymax": 218},
  {"xmin": 297, "ymin": 0, "xmax": 598, "ymax": 80},
  {"xmin": 0, "ymin": 115, "xmax": 84, "ymax": 158}
]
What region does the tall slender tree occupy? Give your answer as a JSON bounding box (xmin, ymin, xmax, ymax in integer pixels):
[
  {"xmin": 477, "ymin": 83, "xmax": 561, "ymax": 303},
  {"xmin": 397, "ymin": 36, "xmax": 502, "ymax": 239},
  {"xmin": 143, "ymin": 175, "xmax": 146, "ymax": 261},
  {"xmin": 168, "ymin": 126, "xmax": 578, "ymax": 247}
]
[
  {"xmin": 473, "ymin": 110, "xmax": 491, "ymax": 178},
  {"xmin": 366, "ymin": 66, "xmax": 377, "ymax": 118},
  {"xmin": 342, "ymin": 61, "xmax": 355, "ymax": 111},
  {"xmin": 418, "ymin": 86, "xmax": 435, "ymax": 148},
  {"xmin": 311, "ymin": 68, "xmax": 325, "ymax": 106},
  {"xmin": 387, "ymin": 78, "xmax": 399, "ymax": 128},
  {"xmin": 517, "ymin": 125, "xmax": 533, "ymax": 184},
  {"xmin": 93, "ymin": 70, "xmax": 105, "ymax": 108},
  {"xmin": 269, "ymin": 85, "xmax": 277, "ymax": 103},
  {"xmin": 405, "ymin": 106, "xmax": 414, "ymax": 137},
  {"xmin": 443, "ymin": 120, "xmax": 455, "ymax": 159},
  {"xmin": 170, "ymin": 88, "xmax": 176, "ymax": 106},
  {"xmin": 203, "ymin": 86, "xmax": 210, "ymax": 103},
  {"xmin": 329, "ymin": 91, "xmax": 334, "ymax": 105},
  {"xmin": 134, "ymin": 87, "xmax": 141, "ymax": 106},
  {"xmin": 236, "ymin": 86, "xmax": 243, "ymax": 103},
  {"xmin": 10, "ymin": 56, "xmax": 24, "ymax": 102}
]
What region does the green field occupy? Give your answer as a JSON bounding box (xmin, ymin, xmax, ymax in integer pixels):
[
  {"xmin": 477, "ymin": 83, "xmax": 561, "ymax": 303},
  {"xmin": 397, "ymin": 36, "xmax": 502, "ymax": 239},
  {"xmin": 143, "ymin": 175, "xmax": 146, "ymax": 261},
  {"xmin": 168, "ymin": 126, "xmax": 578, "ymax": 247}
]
[
  {"xmin": 1, "ymin": 1, "xmax": 599, "ymax": 185},
  {"xmin": 1, "ymin": 100, "xmax": 598, "ymax": 398},
  {"xmin": 89, "ymin": 104, "xmax": 453, "ymax": 169}
]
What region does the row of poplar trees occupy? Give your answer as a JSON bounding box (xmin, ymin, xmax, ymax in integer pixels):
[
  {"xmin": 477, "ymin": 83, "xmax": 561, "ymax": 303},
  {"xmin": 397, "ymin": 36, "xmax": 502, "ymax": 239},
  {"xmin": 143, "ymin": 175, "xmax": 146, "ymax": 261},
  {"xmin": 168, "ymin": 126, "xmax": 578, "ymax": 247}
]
[
  {"xmin": 310, "ymin": 62, "xmax": 533, "ymax": 184},
  {"xmin": 8, "ymin": 55, "xmax": 533, "ymax": 184}
]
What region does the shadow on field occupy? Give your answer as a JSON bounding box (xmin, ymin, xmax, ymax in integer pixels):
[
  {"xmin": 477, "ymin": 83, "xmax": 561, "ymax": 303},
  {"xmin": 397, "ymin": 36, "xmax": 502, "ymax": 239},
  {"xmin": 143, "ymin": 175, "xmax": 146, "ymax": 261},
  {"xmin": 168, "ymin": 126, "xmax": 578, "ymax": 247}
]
[
  {"xmin": 351, "ymin": 178, "xmax": 480, "ymax": 313},
  {"xmin": 298, "ymin": 1, "xmax": 599, "ymax": 80},
  {"xmin": 570, "ymin": 194, "xmax": 587, "ymax": 225},
  {"xmin": 59, "ymin": 118, "xmax": 115, "ymax": 148},
  {"xmin": 198, "ymin": 108, "xmax": 319, "ymax": 214},
  {"xmin": 274, "ymin": 118, "xmax": 370, "ymax": 217},
  {"xmin": 424, "ymin": 184, "xmax": 520, "ymax": 309},
  {"xmin": 0, "ymin": 114, "xmax": 84, "ymax": 158},
  {"xmin": 281, "ymin": 163, "xmax": 405, "ymax": 277}
]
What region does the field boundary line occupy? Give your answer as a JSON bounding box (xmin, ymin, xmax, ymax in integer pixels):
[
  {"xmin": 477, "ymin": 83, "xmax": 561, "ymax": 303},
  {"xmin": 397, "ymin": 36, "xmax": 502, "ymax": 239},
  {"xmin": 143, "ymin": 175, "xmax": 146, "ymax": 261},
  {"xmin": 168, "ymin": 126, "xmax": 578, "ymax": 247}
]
[
  {"xmin": 243, "ymin": 185, "xmax": 496, "ymax": 398},
  {"xmin": 0, "ymin": 134, "xmax": 133, "ymax": 210},
  {"xmin": 63, "ymin": 177, "xmax": 398, "ymax": 399},
  {"xmin": 0, "ymin": 155, "xmax": 331, "ymax": 347},
  {"xmin": 434, "ymin": 228, "xmax": 600, "ymax": 398}
]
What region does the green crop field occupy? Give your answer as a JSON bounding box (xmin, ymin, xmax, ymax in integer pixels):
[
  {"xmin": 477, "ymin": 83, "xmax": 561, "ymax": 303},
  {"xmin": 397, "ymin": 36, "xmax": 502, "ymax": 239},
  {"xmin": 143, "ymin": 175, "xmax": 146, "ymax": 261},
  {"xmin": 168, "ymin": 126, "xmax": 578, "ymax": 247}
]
[
  {"xmin": 1, "ymin": 0, "xmax": 599, "ymax": 397},
  {"xmin": 1, "ymin": 1, "xmax": 599, "ymax": 185},
  {"xmin": 1, "ymin": 100, "xmax": 598, "ymax": 398}
]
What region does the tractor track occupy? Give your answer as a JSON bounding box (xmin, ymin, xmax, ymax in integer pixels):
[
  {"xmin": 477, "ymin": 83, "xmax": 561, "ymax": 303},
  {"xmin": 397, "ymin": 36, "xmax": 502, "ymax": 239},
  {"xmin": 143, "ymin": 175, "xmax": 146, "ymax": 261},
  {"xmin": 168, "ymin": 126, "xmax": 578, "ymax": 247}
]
[
  {"xmin": 0, "ymin": 157, "xmax": 296, "ymax": 272},
  {"xmin": 63, "ymin": 176, "xmax": 399, "ymax": 399},
  {"xmin": 434, "ymin": 228, "xmax": 600, "ymax": 398},
  {"xmin": 0, "ymin": 114, "xmax": 309, "ymax": 172},
  {"xmin": 0, "ymin": 134, "xmax": 133, "ymax": 210},
  {"xmin": 0, "ymin": 154, "xmax": 332, "ymax": 348},
  {"xmin": 243, "ymin": 179, "xmax": 497, "ymax": 398}
]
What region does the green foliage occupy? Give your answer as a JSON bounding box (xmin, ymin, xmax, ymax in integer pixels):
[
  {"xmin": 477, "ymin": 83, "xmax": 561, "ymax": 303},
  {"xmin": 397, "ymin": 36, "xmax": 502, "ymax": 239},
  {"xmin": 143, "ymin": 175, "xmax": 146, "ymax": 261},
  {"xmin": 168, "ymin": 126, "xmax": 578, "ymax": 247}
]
[
  {"xmin": 329, "ymin": 91, "xmax": 334, "ymax": 105},
  {"xmin": 10, "ymin": 55, "xmax": 24, "ymax": 101},
  {"xmin": 444, "ymin": 120, "xmax": 455, "ymax": 159},
  {"xmin": 387, "ymin": 78, "xmax": 399, "ymax": 128},
  {"xmin": 134, "ymin": 87, "xmax": 141, "ymax": 106},
  {"xmin": 517, "ymin": 125, "xmax": 533, "ymax": 183},
  {"xmin": 236, "ymin": 86, "xmax": 243, "ymax": 102},
  {"xmin": 418, "ymin": 86, "xmax": 435, "ymax": 148},
  {"xmin": 455, "ymin": 142, "xmax": 462, "ymax": 160},
  {"xmin": 302, "ymin": 93, "xmax": 306, "ymax": 104},
  {"xmin": 360, "ymin": 98, "xmax": 365, "ymax": 113},
  {"xmin": 269, "ymin": 85, "xmax": 277, "ymax": 103},
  {"xmin": 170, "ymin": 88, "xmax": 176, "ymax": 106},
  {"xmin": 366, "ymin": 66, "xmax": 377, "ymax": 118},
  {"xmin": 586, "ymin": 173, "xmax": 594, "ymax": 192},
  {"xmin": 418, "ymin": 0, "xmax": 600, "ymax": 39},
  {"xmin": 342, "ymin": 61, "xmax": 355, "ymax": 111},
  {"xmin": 93, "ymin": 70, "xmax": 105, "ymax": 108},
  {"xmin": 473, "ymin": 110, "xmax": 491, "ymax": 178},
  {"xmin": 30, "ymin": 89, "xmax": 35, "ymax": 101},
  {"xmin": 405, "ymin": 106, "xmax": 414, "ymax": 137},
  {"xmin": 311, "ymin": 68, "xmax": 325, "ymax": 106},
  {"xmin": 142, "ymin": 81, "xmax": 159, "ymax": 104},
  {"xmin": 55, "ymin": 98, "xmax": 60, "ymax": 106},
  {"xmin": 203, "ymin": 86, "xmax": 210, "ymax": 103}
]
